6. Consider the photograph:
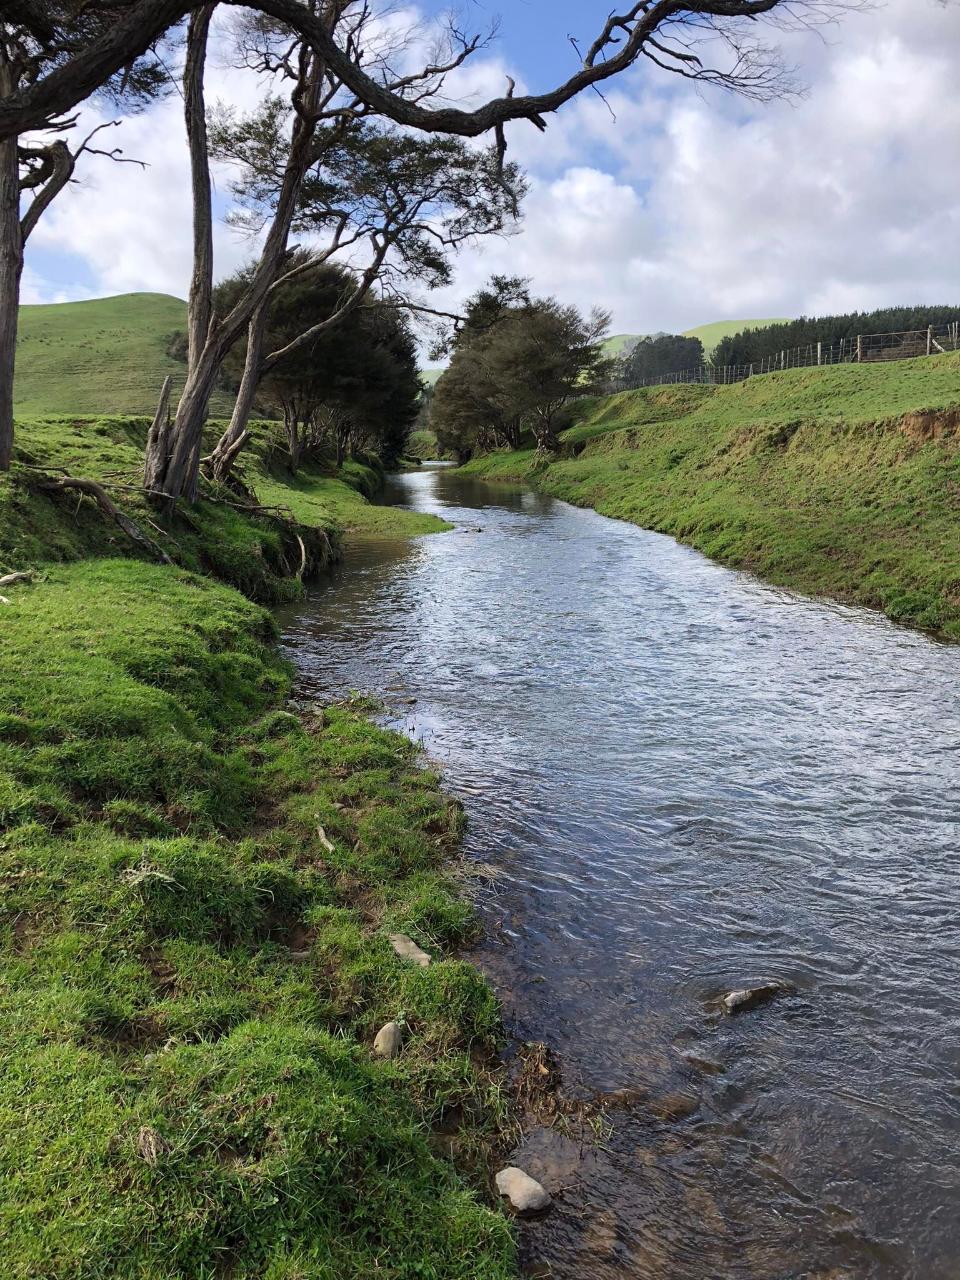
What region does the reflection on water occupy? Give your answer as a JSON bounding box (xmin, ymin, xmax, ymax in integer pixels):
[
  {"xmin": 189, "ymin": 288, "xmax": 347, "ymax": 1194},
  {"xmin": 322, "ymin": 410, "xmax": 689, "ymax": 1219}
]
[{"xmin": 278, "ymin": 464, "xmax": 960, "ymax": 1280}]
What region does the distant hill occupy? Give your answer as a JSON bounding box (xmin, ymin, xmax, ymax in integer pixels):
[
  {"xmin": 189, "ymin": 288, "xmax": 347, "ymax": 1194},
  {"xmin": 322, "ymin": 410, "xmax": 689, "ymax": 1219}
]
[
  {"xmin": 683, "ymin": 318, "xmax": 789, "ymax": 356},
  {"xmin": 14, "ymin": 293, "xmax": 233, "ymax": 417},
  {"xmin": 602, "ymin": 333, "xmax": 645, "ymax": 357},
  {"xmin": 14, "ymin": 293, "xmax": 790, "ymax": 415},
  {"xmin": 603, "ymin": 320, "xmax": 790, "ymax": 361}
]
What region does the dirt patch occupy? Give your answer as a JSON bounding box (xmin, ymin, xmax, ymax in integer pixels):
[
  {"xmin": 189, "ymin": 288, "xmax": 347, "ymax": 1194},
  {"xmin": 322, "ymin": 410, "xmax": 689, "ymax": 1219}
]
[{"xmin": 898, "ymin": 407, "xmax": 960, "ymax": 444}]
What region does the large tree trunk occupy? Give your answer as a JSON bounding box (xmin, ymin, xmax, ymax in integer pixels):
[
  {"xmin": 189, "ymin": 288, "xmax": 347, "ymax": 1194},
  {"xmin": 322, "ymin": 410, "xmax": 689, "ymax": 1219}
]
[
  {"xmin": 143, "ymin": 5, "xmax": 215, "ymax": 503},
  {"xmin": 0, "ymin": 63, "xmax": 22, "ymax": 471},
  {"xmin": 146, "ymin": 34, "xmax": 322, "ymax": 503},
  {"xmin": 208, "ymin": 300, "xmax": 268, "ymax": 483}
]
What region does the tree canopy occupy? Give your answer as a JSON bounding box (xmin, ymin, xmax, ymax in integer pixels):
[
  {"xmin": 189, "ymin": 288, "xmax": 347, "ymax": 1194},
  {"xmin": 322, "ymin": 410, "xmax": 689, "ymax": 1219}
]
[
  {"xmin": 432, "ymin": 287, "xmax": 610, "ymax": 459},
  {"xmin": 213, "ymin": 258, "xmax": 420, "ymax": 473}
]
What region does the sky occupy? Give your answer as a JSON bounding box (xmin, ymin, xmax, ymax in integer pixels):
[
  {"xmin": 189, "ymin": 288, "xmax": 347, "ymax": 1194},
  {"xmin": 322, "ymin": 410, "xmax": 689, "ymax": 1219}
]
[{"xmin": 21, "ymin": 0, "xmax": 960, "ymax": 343}]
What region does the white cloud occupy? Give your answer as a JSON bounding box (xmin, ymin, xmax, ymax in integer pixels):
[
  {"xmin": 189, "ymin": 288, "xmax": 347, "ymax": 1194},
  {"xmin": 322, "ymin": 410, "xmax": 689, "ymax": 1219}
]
[
  {"xmin": 425, "ymin": 0, "xmax": 960, "ymax": 336},
  {"xmin": 22, "ymin": 0, "xmax": 960, "ymax": 339}
]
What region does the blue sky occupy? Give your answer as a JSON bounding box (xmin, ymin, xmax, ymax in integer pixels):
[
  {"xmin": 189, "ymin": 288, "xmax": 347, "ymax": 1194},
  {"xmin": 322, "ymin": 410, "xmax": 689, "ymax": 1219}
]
[{"xmin": 22, "ymin": 1, "xmax": 960, "ymax": 339}]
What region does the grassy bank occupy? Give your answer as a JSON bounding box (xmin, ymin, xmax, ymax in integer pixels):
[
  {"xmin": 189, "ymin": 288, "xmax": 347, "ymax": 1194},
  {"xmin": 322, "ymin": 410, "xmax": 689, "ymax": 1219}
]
[
  {"xmin": 2, "ymin": 415, "xmax": 447, "ymax": 599},
  {"xmin": 0, "ymin": 422, "xmax": 508, "ymax": 1278},
  {"xmin": 462, "ymin": 352, "xmax": 960, "ymax": 638}
]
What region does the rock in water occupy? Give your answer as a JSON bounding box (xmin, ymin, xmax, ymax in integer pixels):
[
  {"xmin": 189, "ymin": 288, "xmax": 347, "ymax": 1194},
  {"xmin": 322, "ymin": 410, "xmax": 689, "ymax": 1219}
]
[
  {"xmin": 495, "ymin": 1167, "xmax": 552, "ymax": 1214},
  {"xmin": 721, "ymin": 982, "xmax": 782, "ymax": 1014},
  {"xmin": 373, "ymin": 1021, "xmax": 403, "ymax": 1059},
  {"xmin": 387, "ymin": 932, "xmax": 432, "ymax": 967}
]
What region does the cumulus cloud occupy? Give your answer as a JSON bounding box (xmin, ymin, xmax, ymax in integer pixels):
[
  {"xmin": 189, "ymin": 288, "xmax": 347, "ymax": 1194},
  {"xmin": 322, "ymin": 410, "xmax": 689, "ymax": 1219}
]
[
  {"xmin": 420, "ymin": 0, "xmax": 960, "ymax": 336},
  {"xmin": 22, "ymin": 0, "xmax": 960, "ymax": 339}
]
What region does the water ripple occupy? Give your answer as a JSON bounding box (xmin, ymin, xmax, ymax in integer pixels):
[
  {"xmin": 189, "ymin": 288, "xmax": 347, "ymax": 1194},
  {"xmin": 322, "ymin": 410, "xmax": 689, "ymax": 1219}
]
[{"xmin": 278, "ymin": 466, "xmax": 960, "ymax": 1280}]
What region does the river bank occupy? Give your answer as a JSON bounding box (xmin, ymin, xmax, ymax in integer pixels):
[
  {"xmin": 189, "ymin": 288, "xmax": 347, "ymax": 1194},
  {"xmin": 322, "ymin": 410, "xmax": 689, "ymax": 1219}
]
[
  {"xmin": 0, "ymin": 420, "xmax": 514, "ymax": 1278},
  {"xmin": 460, "ymin": 350, "xmax": 960, "ymax": 638}
]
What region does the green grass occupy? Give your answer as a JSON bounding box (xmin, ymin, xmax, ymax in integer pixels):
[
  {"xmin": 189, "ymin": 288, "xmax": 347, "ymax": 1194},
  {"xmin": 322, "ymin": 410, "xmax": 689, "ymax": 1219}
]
[
  {"xmin": 461, "ymin": 352, "xmax": 960, "ymax": 638},
  {"xmin": 0, "ymin": 561, "xmax": 513, "ymax": 1278},
  {"xmin": 14, "ymin": 294, "xmax": 237, "ymax": 418},
  {"xmin": 601, "ymin": 333, "xmax": 642, "ymax": 357},
  {"xmin": 682, "ymin": 318, "xmax": 788, "ymax": 356},
  {"xmin": 0, "ymin": 413, "xmax": 508, "ymax": 1277},
  {"xmin": 1, "ymin": 415, "xmax": 447, "ymax": 592}
]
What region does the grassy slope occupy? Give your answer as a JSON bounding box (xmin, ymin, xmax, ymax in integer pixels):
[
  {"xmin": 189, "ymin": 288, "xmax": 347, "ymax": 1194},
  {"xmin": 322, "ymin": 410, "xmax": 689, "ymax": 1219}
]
[
  {"xmin": 15, "ymin": 295, "xmax": 234, "ymax": 418},
  {"xmin": 461, "ymin": 352, "xmax": 960, "ymax": 638},
  {"xmin": 599, "ymin": 319, "xmax": 790, "ymax": 362},
  {"xmin": 2, "ymin": 415, "xmax": 446, "ymax": 585},
  {"xmin": 0, "ymin": 421, "xmax": 506, "ymax": 1278},
  {"xmin": 683, "ymin": 317, "xmax": 788, "ymax": 355}
]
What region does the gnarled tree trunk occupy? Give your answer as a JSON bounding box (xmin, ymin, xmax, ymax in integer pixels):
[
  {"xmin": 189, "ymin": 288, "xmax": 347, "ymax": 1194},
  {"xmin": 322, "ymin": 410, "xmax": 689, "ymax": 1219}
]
[
  {"xmin": 146, "ymin": 22, "xmax": 323, "ymax": 504},
  {"xmin": 0, "ymin": 62, "xmax": 22, "ymax": 471},
  {"xmin": 208, "ymin": 300, "xmax": 267, "ymax": 484}
]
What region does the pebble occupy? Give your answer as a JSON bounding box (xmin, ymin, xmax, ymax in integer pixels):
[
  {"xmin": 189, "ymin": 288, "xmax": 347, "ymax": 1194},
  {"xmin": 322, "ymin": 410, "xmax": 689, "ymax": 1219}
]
[
  {"xmin": 495, "ymin": 1166, "xmax": 552, "ymax": 1214},
  {"xmin": 387, "ymin": 932, "xmax": 432, "ymax": 967},
  {"xmin": 373, "ymin": 1020, "xmax": 403, "ymax": 1059}
]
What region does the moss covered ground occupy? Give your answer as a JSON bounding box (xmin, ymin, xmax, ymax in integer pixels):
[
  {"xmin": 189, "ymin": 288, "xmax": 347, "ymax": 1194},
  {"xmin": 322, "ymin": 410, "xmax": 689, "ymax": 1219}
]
[
  {"xmin": 0, "ymin": 420, "xmax": 507, "ymax": 1278},
  {"xmin": 461, "ymin": 352, "xmax": 960, "ymax": 638}
]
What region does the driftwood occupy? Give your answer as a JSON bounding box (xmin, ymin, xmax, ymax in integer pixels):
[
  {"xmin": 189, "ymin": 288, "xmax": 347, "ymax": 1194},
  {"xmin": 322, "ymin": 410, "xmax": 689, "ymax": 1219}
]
[{"xmin": 39, "ymin": 475, "xmax": 172, "ymax": 564}]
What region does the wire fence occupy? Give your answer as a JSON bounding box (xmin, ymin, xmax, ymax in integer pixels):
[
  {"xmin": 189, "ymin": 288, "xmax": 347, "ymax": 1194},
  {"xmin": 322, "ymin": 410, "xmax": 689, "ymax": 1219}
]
[{"xmin": 614, "ymin": 321, "xmax": 960, "ymax": 391}]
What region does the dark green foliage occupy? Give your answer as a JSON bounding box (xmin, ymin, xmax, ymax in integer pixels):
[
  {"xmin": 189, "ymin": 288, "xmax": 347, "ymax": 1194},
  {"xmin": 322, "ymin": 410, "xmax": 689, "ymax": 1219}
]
[
  {"xmin": 213, "ymin": 259, "xmax": 421, "ymax": 470},
  {"xmin": 713, "ymin": 306, "xmax": 960, "ymax": 367},
  {"xmin": 617, "ymin": 333, "xmax": 705, "ymax": 386},
  {"xmin": 432, "ymin": 282, "xmax": 611, "ymax": 458}
]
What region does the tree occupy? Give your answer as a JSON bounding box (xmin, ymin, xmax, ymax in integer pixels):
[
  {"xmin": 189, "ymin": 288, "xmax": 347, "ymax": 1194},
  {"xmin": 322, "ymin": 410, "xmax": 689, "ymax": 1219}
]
[
  {"xmin": 618, "ymin": 333, "xmax": 705, "ymax": 387},
  {"xmin": 205, "ymin": 109, "xmax": 522, "ymax": 485},
  {"xmin": 212, "ymin": 256, "xmax": 419, "ymax": 473},
  {"xmin": 432, "ymin": 293, "xmax": 611, "ymax": 457},
  {"xmin": 0, "ymin": 4, "xmax": 164, "ymax": 469},
  {"xmin": 143, "ymin": 4, "xmax": 521, "ymax": 502},
  {"xmin": 0, "ymin": 2, "xmax": 865, "ymax": 146},
  {"xmin": 1, "ymin": 0, "xmax": 865, "ymax": 476}
]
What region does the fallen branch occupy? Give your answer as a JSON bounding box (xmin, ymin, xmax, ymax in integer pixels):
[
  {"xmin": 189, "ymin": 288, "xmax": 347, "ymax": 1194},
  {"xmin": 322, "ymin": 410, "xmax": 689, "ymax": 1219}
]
[
  {"xmin": 296, "ymin": 534, "xmax": 307, "ymax": 580},
  {"xmin": 0, "ymin": 571, "xmax": 33, "ymax": 588},
  {"xmin": 38, "ymin": 476, "xmax": 172, "ymax": 564}
]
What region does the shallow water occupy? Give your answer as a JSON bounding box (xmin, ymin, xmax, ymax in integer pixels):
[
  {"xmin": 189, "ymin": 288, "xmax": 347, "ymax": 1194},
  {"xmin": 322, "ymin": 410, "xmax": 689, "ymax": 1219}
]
[{"xmin": 278, "ymin": 464, "xmax": 960, "ymax": 1279}]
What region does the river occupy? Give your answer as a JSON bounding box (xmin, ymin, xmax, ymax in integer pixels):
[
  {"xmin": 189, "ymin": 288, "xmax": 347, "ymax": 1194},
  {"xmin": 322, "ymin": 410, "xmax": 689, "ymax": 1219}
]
[{"xmin": 278, "ymin": 463, "xmax": 960, "ymax": 1280}]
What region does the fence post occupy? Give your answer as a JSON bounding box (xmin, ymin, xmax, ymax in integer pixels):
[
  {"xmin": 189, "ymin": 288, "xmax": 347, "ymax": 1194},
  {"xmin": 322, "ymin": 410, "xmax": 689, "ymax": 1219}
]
[
  {"xmin": 857, "ymin": 334, "xmax": 862, "ymax": 363},
  {"xmin": 927, "ymin": 325, "xmax": 933, "ymax": 357},
  {"xmin": 817, "ymin": 341, "xmax": 822, "ymax": 367}
]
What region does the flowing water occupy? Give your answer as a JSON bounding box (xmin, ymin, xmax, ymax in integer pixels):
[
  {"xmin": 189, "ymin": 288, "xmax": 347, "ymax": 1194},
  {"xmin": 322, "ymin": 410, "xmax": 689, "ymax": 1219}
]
[{"xmin": 278, "ymin": 464, "xmax": 960, "ymax": 1280}]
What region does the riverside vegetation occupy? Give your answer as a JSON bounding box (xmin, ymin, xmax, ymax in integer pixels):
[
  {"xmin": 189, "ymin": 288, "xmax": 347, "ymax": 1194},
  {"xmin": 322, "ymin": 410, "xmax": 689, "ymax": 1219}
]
[
  {"xmin": 459, "ymin": 351, "xmax": 960, "ymax": 639},
  {"xmin": 0, "ymin": 414, "xmax": 521, "ymax": 1280}
]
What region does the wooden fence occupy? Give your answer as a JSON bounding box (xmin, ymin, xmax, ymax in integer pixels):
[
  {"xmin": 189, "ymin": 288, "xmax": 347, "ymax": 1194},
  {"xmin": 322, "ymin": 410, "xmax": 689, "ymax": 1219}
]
[{"xmin": 618, "ymin": 321, "xmax": 960, "ymax": 391}]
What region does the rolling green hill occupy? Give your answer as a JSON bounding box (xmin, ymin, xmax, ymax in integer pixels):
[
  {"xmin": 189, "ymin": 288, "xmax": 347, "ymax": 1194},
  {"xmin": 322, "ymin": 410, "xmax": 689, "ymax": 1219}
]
[
  {"xmin": 16, "ymin": 294, "xmax": 788, "ymax": 408},
  {"xmin": 14, "ymin": 293, "xmax": 233, "ymax": 417},
  {"xmin": 683, "ymin": 317, "xmax": 789, "ymax": 355},
  {"xmin": 604, "ymin": 319, "xmax": 790, "ymax": 361}
]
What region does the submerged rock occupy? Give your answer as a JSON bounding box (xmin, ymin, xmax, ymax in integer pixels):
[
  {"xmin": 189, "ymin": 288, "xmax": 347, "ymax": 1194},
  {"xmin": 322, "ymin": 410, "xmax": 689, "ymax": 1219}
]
[
  {"xmin": 721, "ymin": 982, "xmax": 783, "ymax": 1014},
  {"xmin": 495, "ymin": 1166, "xmax": 552, "ymax": 1214},
  {"xmin": 373, "ymin": 1021, "xmax": 403, "ymax": 1059},
  {"xmin": 387, "ymin": 932, "xmax": 431, "ymax": 967}
]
